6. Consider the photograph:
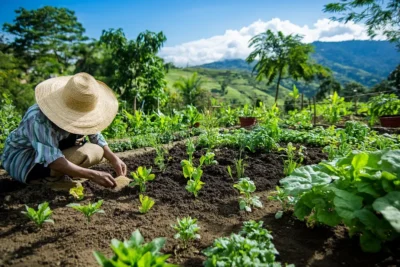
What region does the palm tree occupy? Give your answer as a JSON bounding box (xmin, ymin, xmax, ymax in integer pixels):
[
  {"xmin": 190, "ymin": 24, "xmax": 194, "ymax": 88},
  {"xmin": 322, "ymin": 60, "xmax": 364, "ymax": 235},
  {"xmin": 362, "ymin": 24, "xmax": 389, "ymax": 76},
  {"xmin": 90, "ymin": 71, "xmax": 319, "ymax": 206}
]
[
  {"xmin": 246, "ymin": 30, "xmax": 327, "ymax": 103},
  {"xmin": 173, "ymin": 72, "xmax": 204, "ymax": 106}
]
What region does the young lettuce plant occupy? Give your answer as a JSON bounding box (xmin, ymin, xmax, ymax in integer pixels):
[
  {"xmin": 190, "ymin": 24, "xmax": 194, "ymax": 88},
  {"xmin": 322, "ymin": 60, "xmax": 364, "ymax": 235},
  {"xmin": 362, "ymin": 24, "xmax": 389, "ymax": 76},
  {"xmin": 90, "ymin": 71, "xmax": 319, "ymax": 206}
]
[
  {"xmin": 200, "ymin": 151, "xmax": 218, "ymax": 166},
  {"xmin": 181, "ymin": 159, "xmax": 205, "ymax": 197},
  {"xmin": 21, "ymin": 202, "xmax": 54, "ymax": 227},
  {"xmin": 267, "ymin": 186, "xmax": 295, "ymax": 219},
  {"xmin": 172, "ymin": 216, "xmax": 201, "ymax": 248},
  {"xmin": 67, "ymin": 200, "xmax": 104, "ymax": 223},
  {"xmin": 233, "ymin": 178, "xmax": 262, "ymax": 212},
  {"xmin": 94, "ymin": 229, "xmax": 178, "ymax": 267},
  {"xmin": 138, "ymin": 194, "xmax": 155, "ymax": 214},
  {"xmin": 69, "ymin": 182, "xmax": 84, "ymax": 200},
  {"xmin": 129, "ymin": 166, "xmax": 156, "ymax": 192}
]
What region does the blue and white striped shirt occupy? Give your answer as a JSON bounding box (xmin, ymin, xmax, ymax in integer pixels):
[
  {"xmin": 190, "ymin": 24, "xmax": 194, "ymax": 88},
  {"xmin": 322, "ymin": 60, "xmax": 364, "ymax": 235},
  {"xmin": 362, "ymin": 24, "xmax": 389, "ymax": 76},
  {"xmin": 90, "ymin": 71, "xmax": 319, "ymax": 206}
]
[{"xmin": 1, "ymin": 104, "xmax": 108, "ymax": 183}]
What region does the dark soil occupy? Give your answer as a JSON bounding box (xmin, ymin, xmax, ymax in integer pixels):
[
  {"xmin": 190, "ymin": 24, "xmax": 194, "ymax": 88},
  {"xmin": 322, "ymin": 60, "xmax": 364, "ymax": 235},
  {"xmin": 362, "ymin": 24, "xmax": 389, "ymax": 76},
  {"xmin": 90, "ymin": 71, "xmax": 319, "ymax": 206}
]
[{"xmin": 0, "ymin": 144, "xmax": 399, "ymax": 267}]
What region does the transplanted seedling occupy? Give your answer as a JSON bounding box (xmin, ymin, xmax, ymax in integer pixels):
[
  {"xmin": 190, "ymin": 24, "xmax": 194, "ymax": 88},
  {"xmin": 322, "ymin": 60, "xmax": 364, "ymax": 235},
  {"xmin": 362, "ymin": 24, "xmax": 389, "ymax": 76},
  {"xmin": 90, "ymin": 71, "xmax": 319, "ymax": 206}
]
[
  {"xmin": 129, "ymin": 166, "xmax": 155, "ymax": 192},
  {"xmin": 267, "ymin": 186, "xmax": 295, "ymax": 219},
  {"xmin": 172, "ymin": 216, "xmax": 201, "ymax": 248},
  {"xmin": 69, "ymin": 182, "xmax": 84, "ymax": 200},
  {"xmin": 21, "ymin": 202, "xmax": 54, "ymax": 227},
  {"xmin": 181, "ymin": 160, "xmax": 205, "ymax": 197},
  {"xmin": 138, "ymin": 194, "xmax": 155, "ymax": 214},
  {"xmin": 67, "ymin": 200, "xmax": 105, "ymax": 223},
  {"xmin": 233, "ymin": 178, "xmax": 263, "ymax": 212},
  {"xmin": 200, "ymin": 151, "xmax": 218, "ymax": 166}
]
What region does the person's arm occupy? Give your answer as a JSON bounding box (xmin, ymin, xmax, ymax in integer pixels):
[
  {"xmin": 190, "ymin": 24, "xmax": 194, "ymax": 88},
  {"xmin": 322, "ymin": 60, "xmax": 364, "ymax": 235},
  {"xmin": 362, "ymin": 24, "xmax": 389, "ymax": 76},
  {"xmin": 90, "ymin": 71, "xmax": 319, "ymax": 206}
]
[
  {"xmin": 49, "ymin": 157, "xmax": 117, "ymax": 188},
  {"xmin": 88, "ymin": 133, "xmax": 127, "ymax": 176}
]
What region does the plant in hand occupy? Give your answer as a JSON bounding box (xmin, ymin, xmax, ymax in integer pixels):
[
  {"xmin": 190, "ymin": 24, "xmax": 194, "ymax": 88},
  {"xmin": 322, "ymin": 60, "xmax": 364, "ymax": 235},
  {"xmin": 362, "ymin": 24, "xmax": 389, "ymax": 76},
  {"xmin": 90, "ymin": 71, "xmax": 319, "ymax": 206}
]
[
  {"xmin": 94, "ymin": 229, "xmax": 177, "ymax": 267},
  {"xmin": 67, "ymin": 200, "xmax": 105, "ymax": 223},
  {"xmin": 233, "ymin": 178, "xmax": 263, "ymax": 212},
  {"xmin": 21, "ymin": 202, "xmax": 54, "ymax": 227},
  {"xmin": 138, "ymin": 194, "xmax": 155, "ymax": 214},
  {"xmin": 129, "ymin": 166, "xmax": 156, "ymax": 192},
  {"xmin": 172, "ymin": 216, "xmax": 201, "ymax": 248}
]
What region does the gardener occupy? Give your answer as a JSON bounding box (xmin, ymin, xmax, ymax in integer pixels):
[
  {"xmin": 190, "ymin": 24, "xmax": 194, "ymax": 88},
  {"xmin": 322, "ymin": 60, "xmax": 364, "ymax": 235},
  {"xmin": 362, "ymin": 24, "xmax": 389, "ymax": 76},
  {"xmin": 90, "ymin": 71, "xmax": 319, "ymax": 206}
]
[{"xmin": 1, "ymin": 72, "xmax": 127, "ymax": 190}]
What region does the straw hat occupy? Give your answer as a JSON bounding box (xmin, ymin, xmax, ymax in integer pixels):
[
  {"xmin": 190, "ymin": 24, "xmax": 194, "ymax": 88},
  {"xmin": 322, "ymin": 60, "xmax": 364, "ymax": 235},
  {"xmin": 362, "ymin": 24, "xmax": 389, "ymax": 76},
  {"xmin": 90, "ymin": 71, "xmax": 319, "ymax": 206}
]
[{"xmin": 35, "ymin": 72, "xmax": 118, "ymax": 135}]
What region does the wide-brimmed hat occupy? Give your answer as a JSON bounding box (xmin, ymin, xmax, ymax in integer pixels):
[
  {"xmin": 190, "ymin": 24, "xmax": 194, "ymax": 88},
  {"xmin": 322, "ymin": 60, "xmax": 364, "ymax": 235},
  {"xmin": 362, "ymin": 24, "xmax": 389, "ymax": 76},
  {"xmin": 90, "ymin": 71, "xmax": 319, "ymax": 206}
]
[{"xmin": 35, "ymin": 72, "xmax": 118, "ymax": 135}]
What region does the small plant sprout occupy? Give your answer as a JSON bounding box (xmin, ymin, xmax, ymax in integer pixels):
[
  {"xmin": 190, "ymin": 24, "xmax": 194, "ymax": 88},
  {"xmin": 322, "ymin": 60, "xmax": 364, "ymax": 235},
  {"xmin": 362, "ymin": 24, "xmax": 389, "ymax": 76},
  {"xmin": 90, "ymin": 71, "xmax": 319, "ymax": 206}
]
[
  {"xmin": 200, "ymin": 151, "xmax": 218, "ymax": 166},
  {"xmin": 21, "ymin": 202, "xmax": 54, "ymax": 227},
  {"xmin": 138, "ymin": 194, "xmax": 155, "ymax": 214},
  {"xmin": 181, "ymin": 160, "xmax": 205, "ymax": 197},
  {"xmin": 186, "ymin": 138, "xmax": 196, "ymax": 163},
  {"xmin": 280, "ymin": 142, "xmax": 305, "ymax": 176},
  {"xmin": 233, "ymin": 178, "xmax": 263, "ymax": 212},
  {"xmin": 172, "ymin": 217, "xmax": 201, "ymax": 248},
  {"xmin": 129, "ymin": 166, "xmax": 155, "ymax": 192},
  {"xmin": 267, "ymin": 186, "xmax": 295, "ymax": 219},
  {"xmin": 69, "ymin": 182, "xmax": 84, "ymax": 200},
  {"xmin": 67, "ymin": 200, "xmax": 105, "ymax": 223}
]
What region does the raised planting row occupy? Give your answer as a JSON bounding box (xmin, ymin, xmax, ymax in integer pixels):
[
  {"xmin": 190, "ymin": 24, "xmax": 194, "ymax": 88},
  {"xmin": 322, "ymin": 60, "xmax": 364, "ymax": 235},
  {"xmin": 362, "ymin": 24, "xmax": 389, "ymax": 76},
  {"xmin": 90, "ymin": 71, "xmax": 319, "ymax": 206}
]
[{"xmin": 0, "ymin": 140, "xmax": 399, "ymax": 266}]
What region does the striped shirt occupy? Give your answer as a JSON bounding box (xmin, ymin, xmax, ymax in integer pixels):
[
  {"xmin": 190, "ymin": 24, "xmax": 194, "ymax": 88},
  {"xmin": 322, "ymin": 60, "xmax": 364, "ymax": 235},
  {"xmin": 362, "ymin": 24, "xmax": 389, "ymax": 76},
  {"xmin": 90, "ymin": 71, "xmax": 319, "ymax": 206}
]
[{"xmin": 1, "ymin": 104, "xmax": 108, "ymax": 183}]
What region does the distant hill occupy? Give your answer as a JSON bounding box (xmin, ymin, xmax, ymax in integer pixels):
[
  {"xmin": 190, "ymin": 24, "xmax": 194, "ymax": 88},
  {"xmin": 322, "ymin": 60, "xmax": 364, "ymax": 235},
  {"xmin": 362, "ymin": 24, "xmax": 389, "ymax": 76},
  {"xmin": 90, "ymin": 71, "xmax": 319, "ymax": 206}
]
[
  {"xmin": 166, "ymin": 41, "xmax": 399, "ymax": 106},
  {"xmin": 197, "ymin": 41, "xmax": 400, "ymax": 88}
]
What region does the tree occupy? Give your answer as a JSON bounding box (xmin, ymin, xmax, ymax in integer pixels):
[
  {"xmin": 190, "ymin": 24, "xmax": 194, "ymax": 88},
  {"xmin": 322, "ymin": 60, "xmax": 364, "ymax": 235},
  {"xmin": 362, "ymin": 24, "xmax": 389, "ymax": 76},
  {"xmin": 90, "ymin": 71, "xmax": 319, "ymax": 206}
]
[
  {"xmin": 246, "ymin": 30, "xmax": 327, "ymax": 103},
  {"xmin": 100, "ymin": 29, "xmax": 167, "ymax": 113},
  {"xmin": 316, "ymin": 77, "xmax": 342, "ymax": 101},
  {"xmin": 324, "ymin": 0, "xmax": 400, "ymax": 47},
  {"xmin": 3, "ymin": 6, "xmax": 87, "ymax": 78},
  {"xmin": 388, "ymin": 64, "xmax": 400, "ymax": 91},
  {"xmin": 173, "ymin": 72, "xmax": 204, "ymax": 106}
]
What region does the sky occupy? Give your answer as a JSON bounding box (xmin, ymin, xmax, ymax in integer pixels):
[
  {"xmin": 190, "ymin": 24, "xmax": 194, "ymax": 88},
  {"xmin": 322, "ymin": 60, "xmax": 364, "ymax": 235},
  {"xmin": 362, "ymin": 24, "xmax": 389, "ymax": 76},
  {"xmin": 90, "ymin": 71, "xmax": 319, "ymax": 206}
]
[{"xmin": 0, "ymin": 0, "xmax": 383, "ymax": 66}]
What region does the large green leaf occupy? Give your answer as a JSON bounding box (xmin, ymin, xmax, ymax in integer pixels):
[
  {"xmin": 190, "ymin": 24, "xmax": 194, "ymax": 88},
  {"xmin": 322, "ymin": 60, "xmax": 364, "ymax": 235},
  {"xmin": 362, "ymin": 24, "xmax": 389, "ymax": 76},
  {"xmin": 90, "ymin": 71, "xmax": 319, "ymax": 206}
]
[
  {"xmin": 280, "ymin": 165, "xmax": 335, "ymax": 196},
  {"xmin": 372, "ymin": 191, "xmax": 400, "ymax": 233},
  {"xmin": 379, "ymin": 150, "xmax": 400, "ymax": 176},
  {"xmin": 332, "ymin": 188, "xmax": 363, "ymax": 221}
]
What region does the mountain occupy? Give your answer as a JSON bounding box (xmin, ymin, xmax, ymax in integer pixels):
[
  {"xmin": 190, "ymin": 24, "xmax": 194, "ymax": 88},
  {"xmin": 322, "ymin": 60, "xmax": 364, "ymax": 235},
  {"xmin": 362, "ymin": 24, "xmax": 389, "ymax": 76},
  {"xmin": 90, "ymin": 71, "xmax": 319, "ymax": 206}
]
[{"xmin": 197, "ymin": 41, "xmax": 400, "ymax": 88}]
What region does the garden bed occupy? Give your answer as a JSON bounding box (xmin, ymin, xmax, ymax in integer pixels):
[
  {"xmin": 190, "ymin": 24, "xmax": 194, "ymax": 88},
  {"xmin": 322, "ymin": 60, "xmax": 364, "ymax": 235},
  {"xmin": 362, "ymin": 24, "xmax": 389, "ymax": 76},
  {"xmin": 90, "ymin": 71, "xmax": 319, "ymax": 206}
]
[{"xmin": 0, "ymin": 144, "xmax": 399, "ymax": 267}]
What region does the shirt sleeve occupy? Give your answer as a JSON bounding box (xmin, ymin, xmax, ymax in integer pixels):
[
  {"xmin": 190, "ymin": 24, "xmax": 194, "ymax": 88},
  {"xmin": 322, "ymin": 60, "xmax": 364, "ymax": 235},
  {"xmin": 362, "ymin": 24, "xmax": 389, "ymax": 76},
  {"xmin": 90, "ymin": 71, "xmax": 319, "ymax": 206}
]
[
  {"xmin": 88, "ymin": 133, "xmax": 108, "ymax": 148},
  {"xmin": 30, "ymin": 118, "xmax": 64, "ymax": 167}
]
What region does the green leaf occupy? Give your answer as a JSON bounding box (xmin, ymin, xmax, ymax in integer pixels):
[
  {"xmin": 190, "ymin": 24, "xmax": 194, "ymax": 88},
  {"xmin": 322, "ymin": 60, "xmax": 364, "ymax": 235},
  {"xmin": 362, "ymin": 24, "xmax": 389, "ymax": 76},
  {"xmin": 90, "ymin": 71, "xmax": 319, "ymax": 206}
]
[
  {"xmin": 372, "ymin": 191, "xmax": 400, "ymax": 233},
  {"xmin": 280, "ymin": 165, "xmax": 334, "ymax": 196},
  {"xmin": 360, "ymin": 231, "xmax": 382, "ymax": 253},
  {"xmin": 332, "ymin": 188, "xmax": 363, "ymax": 221}
]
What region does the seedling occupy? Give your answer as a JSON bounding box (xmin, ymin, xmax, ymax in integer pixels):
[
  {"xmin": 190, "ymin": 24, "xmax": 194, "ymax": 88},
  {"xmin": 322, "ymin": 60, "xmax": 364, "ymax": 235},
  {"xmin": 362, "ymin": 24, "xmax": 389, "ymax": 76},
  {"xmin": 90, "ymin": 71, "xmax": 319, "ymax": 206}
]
[
  {"xmin": 280, "ymin": 143, "xmax": 305, "ymax": 176},
  {"xmin": 94, "ymin": 229, "xmax": 178, "ymax": 267},
  {"xmin": 233, "ymin": 178, "xmax": 263, "ymax": 212},
  {"xmin": 67, "ymin": 200, "xmax": 105, "ymax": 223},
  {"xmin": 267, "ymin": 186, "xmax": 295, "ymax": 219},
  {"xmin": 21, "ymin": 202, "xmax": 54, "ymax": 227},
  {"xmin": 138, "ymin": 194, "xmax": 155, "ymax": 214},
  {"xmin": 129, "ymin": 166, "xmax": 155, "ymax": 192},
  {"xmin": 172, "ymin": 217, "xmax": 201, "ymax": 248},
  {"xmin": 181, "ymin": 160, "xmax": 204, "ymax": 197},
  {"xmin": 200, "ymin": 151, "xmax": 218, "ymax": 166},
  {"xmin": 69, "ymin": 182, "xmax": 84, "ymax": 200},
  {"xmin": 227, "ymin": 158, "xmax": 246, "ymax": 180},
  {"xmin": 186, "ymin": 138, "xmax": 196, "ymax": 163}
]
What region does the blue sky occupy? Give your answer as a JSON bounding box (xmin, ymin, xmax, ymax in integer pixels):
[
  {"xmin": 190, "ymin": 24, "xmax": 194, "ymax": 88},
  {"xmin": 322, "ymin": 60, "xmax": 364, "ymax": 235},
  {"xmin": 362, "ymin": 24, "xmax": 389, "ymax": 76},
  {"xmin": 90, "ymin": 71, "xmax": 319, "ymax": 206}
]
[{"xmin": 2, "ymin": 0, "xmax": 334, "ymax": 46}]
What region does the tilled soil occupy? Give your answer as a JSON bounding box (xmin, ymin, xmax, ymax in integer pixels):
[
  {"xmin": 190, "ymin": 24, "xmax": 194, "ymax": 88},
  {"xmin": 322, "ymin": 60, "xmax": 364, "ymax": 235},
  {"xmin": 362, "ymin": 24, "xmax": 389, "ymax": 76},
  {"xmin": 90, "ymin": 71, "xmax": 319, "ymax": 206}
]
[{"xmin": 0, "ymin": 144, "xmax": 399, "ymax": 267}]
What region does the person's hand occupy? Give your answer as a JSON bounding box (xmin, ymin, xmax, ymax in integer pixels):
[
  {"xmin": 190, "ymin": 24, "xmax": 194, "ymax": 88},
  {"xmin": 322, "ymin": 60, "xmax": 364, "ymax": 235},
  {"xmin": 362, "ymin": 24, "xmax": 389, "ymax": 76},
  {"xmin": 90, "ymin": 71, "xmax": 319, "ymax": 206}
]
[
  {"xmin": 110, "ymin": 157, "xmax": 127, "ymax": 176},
  {"xmin": 91, "ymin": 170, "xmax": 117, "ymax": 188}
]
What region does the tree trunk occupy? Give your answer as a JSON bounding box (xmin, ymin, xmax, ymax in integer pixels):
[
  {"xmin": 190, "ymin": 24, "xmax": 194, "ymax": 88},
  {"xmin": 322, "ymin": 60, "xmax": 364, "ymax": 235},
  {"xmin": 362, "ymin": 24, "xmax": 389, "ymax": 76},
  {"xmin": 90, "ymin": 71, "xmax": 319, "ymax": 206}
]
[
  {"xmin": 275, "ymin": 68, "xmax": 283, "ymax": 103},
  {"xmin": 133, "ymin": 96, "xmax": 137, "ymax": 115}
]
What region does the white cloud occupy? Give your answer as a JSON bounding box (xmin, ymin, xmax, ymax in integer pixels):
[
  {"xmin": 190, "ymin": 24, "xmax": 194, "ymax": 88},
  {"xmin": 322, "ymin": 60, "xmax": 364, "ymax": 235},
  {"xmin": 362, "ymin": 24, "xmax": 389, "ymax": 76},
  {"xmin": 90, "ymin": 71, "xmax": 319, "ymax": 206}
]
[{"xmin": 159, "ymin": 18, "xmax": 385, "ymax": 67}]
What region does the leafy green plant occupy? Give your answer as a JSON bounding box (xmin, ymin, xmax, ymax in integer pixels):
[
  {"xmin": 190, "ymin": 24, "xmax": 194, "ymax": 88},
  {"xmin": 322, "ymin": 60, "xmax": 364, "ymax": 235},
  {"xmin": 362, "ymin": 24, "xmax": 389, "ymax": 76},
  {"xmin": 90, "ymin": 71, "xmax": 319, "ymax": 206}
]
[
  {"xmin": 233, "ymin": 178, "xmax": 263, "ymax": 212},
  {"xmin": 186, "ymin": 138, "xmax": 196, "ymax": 163},
  {"xmin": 200, "ymin": 152, "xmax": 218, "ymax": 166},
  {"xmin": 280, "ymin": 150, "xmax": 400, "ymax": 252},
  {"xmin": 67, "ymin": 200, "xmax": 105, "ymax": 223},
  {"xmin": 203, "ymin": 220, "xmax": 293, "ymax": 267},
  {"xmin": 138, "ymin": 194, "xmax": 155, "ymax": 214},
  {"xmin": 154, "ymin": 144, "xmax": 168, "ymax": 172},
  {"xmin": 181, "ymin": 159, "xmax": 204, "ymax": 197},
  {"xmin": 324, "ymin": 91, "xmax": 346, "ymax": 124},
  {"xmin": 94, "ymin": 229, "xmax": 177, "ymax": 267},
  {"xmin": 238, "ymin": 104, "xmax": 257, "ymax": 117},
  {"xmin": 69, "ymin": 182, "xmax": 84, "ymax": 200},
  {"xmin": 172, "ymin": 217, "xmax": 201, "ymax": 248},
  {"xmin": 0, "ymin": 95, "xmax": 21, "ymax": 156},
  {"xmin": 368, "ymin": 94, "xmax": 400, "ymax": 125},
  {"xmin": 21, "ymin": 202, "xmax": 54, "ymax": 227},
  {"xmin": 267, "ymin": 186, "xmax": 295, "ymax": 219},
  {"xmin": 280, "ymin": 143, "xmax": 305, "ymax": 176},
  {"xmin": 130, "ymin": 166, "xmax": 156, "ymax": 192}
]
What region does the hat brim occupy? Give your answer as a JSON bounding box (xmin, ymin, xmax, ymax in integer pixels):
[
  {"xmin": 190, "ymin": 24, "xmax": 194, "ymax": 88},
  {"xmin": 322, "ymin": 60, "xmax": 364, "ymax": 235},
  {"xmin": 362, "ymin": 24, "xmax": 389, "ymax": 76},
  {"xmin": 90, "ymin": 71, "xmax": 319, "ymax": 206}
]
[{"xmin": 35, "ymin": 76, "xmax": 118, "ymax": 135}]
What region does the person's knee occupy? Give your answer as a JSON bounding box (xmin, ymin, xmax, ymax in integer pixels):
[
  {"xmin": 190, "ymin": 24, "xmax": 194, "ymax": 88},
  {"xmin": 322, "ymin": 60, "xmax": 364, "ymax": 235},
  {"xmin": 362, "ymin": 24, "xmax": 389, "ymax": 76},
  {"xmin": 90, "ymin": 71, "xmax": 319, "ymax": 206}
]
[{"xmin": 82, "ymin": 143, "xmax": 104, "ymax": 166}]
